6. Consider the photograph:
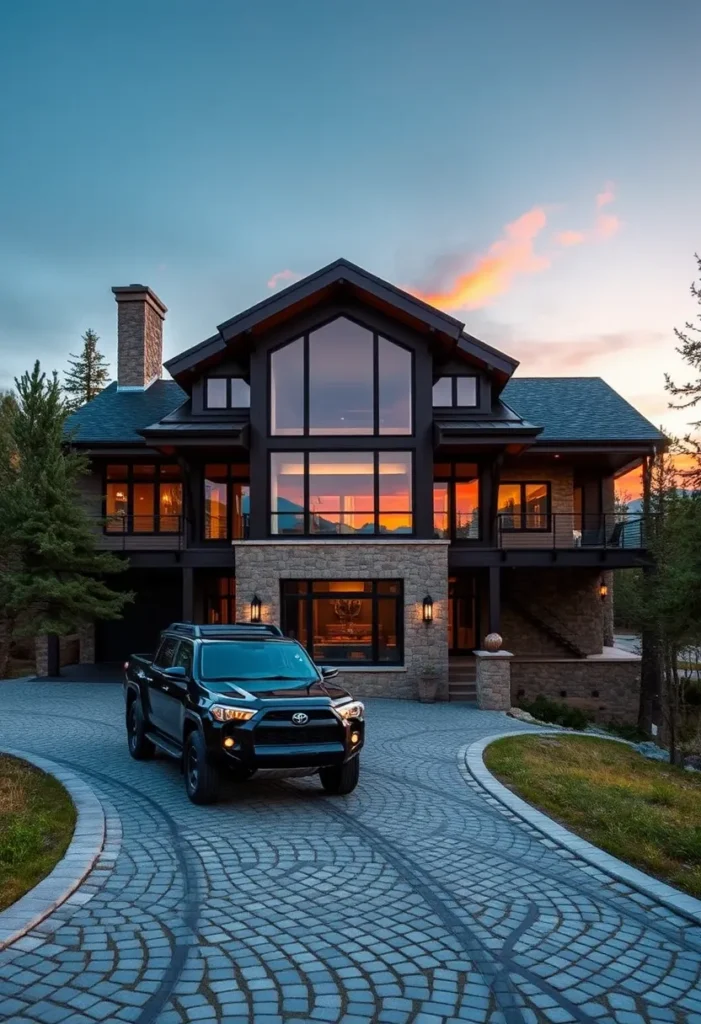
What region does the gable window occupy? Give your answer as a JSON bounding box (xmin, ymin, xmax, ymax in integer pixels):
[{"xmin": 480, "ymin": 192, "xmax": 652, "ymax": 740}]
[
  {"xmin": 204, "ymin": 463, "xmax": 249, "ymax": 540},
  {"xmin": 270, "ymin": 317, "xmax": 413, "ymax": 436},
  {"xmin": 270, "ymin": 452, "xmax": 413, "ymax": 536},
  {"xmin": 281, "ymin": 580, "xmax": 403, "ymax": 665},
  {"xmin": 433, "ymin": 462, "xmax": 480, "ymax": 539},
  {"xmin": 105, "ymin": 464, "xmax": 182, "ymax": 534},
  {"xmin": 205, "ymin": 377, "xmax": 250, "ymax": 409},
  {"xmin": 432, "ymin": 376, "xmax": 478, "ymax": 408},
  {"xmin": 498, "ymin": 482, "xmax": 551, "ymax": 531}
]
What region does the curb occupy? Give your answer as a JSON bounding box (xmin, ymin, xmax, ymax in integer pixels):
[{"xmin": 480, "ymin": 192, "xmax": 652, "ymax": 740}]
[
  {"xmin": 0, "ymin": 749, "xmax": 106, "ymax": 949},
  {"xmin": 464, "ymin": 728, "xmax": 701, "ymax": 927}
]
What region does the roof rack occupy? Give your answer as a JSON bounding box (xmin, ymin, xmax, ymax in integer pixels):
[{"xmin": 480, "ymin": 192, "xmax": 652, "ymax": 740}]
[{"xmin": 167, "ymin": 622, "xmax": 284, "ymax": 639}]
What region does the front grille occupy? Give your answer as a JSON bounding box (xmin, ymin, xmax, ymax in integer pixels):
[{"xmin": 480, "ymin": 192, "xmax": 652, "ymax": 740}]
[
  {"xmin": 254, "ymin": 725, "xmax": 342, "ymax": 746},
  {"xmin": 263, "ymin": 709, "xmax": 335, "ymax": 722}
]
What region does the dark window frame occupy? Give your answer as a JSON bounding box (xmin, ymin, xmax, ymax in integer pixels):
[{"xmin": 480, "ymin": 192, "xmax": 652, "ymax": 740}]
[
  {"xmin": 432, "ymin": 375, "xmax": 479, "ymax": 408},
  {"xmin": 202, "ymin": 463, "xmax": 250, "ymax": 542},
  {"xmin": 102, "ymin": 462, "xmax": 183, "ymax": 536},
  {"xmin": 498, "ymin": 480, "xmax": 552, "ymax": 532},
  {"xmin": 433, "ymin": 461, "xmax": 482, "ymax": 541},
  {"xmin": 204, "ymin": 376, "xmax": 251, "ymax": 410},
  {"xmin": 268, "ymin": 313, "xmax": 415, "ymax": 438},
  {"xmin": 204, "ymin": 575, "xmax": 237, "ymax": 624},
  {"xmin": 269, "ymin": 449, "xmax": 415, "ymax": 538},
  {"xmin": 280, "ymin": 579, "xmax": 404, "ymax": 666}
]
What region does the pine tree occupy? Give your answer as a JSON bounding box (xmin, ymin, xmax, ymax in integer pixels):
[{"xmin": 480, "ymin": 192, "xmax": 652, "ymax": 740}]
[
  {"xmin": 0, "ymin": 363, "xmax": 131, "ymax": 675},
  {"xmin": 63, "ymin": 329, "xmax": 110, "ymax": 411},
  {"xmin": 665, "ymin": 253, "xmax": 701, "ymax": 482}
]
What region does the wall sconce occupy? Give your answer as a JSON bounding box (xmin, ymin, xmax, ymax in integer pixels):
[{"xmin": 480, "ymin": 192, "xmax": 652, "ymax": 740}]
[
  {"xmin": 250, "ymin": 595, "xmax": 262, "ymax": 622},
  {"xmin": 599, "ymin": 582, "xmax": 608, "ymax": 602},
  {"xmin": 423, "ymin": 595, "xmax": 434, "ymax": 623}
]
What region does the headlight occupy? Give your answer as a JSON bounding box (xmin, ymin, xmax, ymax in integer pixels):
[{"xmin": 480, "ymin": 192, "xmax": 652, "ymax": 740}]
[
  {"xmin": 336, "ymin": 701, "xmax": 364, "ymax": 720},
  {"xmin": 210, "ymin": 704, "xmax": 256, "ymax": 723}
]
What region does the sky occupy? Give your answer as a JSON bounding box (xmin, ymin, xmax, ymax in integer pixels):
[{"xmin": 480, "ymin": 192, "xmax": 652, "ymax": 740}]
[{"xmin": 1, "ymin": 0, "xmax": 700, "ymax": 491}]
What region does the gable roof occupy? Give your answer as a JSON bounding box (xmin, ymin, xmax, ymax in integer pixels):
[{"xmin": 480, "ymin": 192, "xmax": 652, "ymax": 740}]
[
  {"xmin": 164, "ymin": 258, "xmax": 519, "ymax": 387},
  {"xmin": 502, "ymin": 377, "xmax": 665, "ymax": 443},
  {"xmin": 65, "ymin": 380, "xmax": 186, "ymax": 444}
]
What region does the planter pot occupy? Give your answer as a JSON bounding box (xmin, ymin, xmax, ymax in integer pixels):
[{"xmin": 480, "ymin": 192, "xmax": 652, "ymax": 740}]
[{"xmin": 418, "ymin": 673, "xmax": 439, "ymax": 703}]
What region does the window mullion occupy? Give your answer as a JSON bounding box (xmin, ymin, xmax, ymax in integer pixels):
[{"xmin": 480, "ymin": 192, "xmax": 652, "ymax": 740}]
[
  {"xmin": 373, "ymin": 333, "xmax": 379, "ymax": 435},
  {"xmin": 304, "ymin": 452, "xmax": 309, "ymax": 535},
  {"xmin": 372, "ymin": 586, "xmax": 379, "ymax": 663},
  {"xmin": 374, "ymin": 451, "xmax": 380, "ymax": 534},
  {"xmin": 303, "ymin": 334, "xmax": 310, "ymax": 436}
]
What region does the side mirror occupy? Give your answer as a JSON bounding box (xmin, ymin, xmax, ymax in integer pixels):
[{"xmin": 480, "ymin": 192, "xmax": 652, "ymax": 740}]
[
  {"xmin": 163, "ymin": 665, "xmax": 187, "ymax": 680},
  {"xmin": 320, "ymin": 666, "xmax": 339, "ymax": 679}
]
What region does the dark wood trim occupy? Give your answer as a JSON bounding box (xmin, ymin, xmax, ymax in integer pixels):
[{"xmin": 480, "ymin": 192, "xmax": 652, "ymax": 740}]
[{"xmin": 488, "ymin": 567, "xmax": 500, "ymax": 636}]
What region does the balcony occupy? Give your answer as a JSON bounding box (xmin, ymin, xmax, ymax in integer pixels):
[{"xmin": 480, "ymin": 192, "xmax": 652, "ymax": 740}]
[
  {"xmin": 497, "ymin": 512, "xmax": 647, "ymax": 550},
  {"xmin": 93, "ymin": 515, "xmax": 185, "ymax": 552}
]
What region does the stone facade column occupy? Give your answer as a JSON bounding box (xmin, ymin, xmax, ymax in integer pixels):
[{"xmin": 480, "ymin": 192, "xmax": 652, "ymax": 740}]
[
  {"xmin": 35, "ymin": 635, "xmax": 49, "ymax": 677},
  {"xmin": 78, "ymin": 623, "xmax": 96, "ymax": 665},
  {"xmin": 602, "ymin": 570, "xmax": 614, "ymax": 648},
  {"xmin": 475, "ymin": 650, "xmax": 513, "ymax": 711}
]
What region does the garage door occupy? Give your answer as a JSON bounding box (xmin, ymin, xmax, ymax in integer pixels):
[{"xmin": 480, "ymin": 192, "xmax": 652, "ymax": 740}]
[{"xmin": 96, "ymin": 570, "xmax": 183, "ymax": 663}]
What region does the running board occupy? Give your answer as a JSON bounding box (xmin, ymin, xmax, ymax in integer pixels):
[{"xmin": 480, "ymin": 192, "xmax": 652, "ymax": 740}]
[{"xmin": 146, "ymin": 732, "xmax": 182, "ymax": 760}]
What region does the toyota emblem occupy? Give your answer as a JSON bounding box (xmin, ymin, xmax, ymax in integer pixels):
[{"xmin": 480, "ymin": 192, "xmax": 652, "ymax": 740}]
[{"xmin": 292, "ymin": 712, "xmax": 309, "ymax": 726}]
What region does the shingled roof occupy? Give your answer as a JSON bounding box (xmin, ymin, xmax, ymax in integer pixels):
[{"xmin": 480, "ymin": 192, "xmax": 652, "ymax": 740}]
[
  {"xmin": 66, "ymin": 376, "xmax": 663, "ymax": 446},
  {"xmin": 65, "ymin": 380, "xmax": 186, "ymax": 444},
  {"xmin": 501, "ymin": 378, "xmax": 665, "ymax": 443}
]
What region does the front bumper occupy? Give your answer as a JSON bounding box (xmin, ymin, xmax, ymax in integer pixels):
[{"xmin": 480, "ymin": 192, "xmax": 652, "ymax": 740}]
[{"xmin": 203, "ymin": 701, "xmax": 365, "ymax": 770}]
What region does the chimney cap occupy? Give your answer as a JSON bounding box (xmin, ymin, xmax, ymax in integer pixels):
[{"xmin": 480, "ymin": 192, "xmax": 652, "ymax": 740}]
[{"xmin": 112, "ymin": 284, "xmax": 167, "ymax": 316}]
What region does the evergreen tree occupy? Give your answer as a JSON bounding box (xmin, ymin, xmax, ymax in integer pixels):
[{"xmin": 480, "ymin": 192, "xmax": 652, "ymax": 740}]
[
  {"xmin": 0, "ymin": 363, "xmax": 131, "ymax": 675},
  {"xmin": 665, "ymin": 253, "xmax": 701, "ymax": 482},
  {"xmin": 63, "ymin": 328, "xmax": 110, "ymax": 410}
]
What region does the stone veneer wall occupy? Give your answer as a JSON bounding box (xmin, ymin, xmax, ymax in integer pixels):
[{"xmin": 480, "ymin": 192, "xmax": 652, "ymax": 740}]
[
  {"xmin": 511, "ymin": 658, "xmax": 640, "ymax": 724},
  {"xmin": 502, "ymin": 568, "xmax": 604, "ymax": 656},
  {"xmin": 233, "ymin": 541, "xmax": 449, "ymax": 700}
]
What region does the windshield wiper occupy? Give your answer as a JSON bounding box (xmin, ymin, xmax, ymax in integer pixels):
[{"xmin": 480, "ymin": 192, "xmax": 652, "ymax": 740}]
[{"xmin": 250, "ymin": 675, "xmax": 316, "ymax": 681}]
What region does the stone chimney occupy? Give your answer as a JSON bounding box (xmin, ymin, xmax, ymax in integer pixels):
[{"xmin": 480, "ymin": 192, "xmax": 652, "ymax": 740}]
[{"xmin": 112, "ymin": 284, "xmax": 167, "ymax": 389}]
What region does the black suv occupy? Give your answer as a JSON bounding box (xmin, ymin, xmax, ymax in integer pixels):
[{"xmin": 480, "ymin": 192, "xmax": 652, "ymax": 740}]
[{"xmin": 123, "ymin": 623, "xmax": 365, "ymax": 804}]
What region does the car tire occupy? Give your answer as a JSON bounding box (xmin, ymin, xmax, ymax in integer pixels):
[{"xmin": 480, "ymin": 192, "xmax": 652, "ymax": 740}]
[
  {"xmin": 319, "ymin": 757, "xmax": 360, "ymax": 795},
  {"xmin": 184, "ymin": 729, "xmax": 220, "ymax": 805},
  {"xmin": 127, "ymin": 698, "xmax": 155, "ymax": 761}
]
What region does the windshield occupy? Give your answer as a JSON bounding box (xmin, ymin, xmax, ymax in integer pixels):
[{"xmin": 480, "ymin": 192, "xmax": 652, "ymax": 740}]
[{"xmin": 200, "ymin": 641, "xmax": 319, "ymax": 683}]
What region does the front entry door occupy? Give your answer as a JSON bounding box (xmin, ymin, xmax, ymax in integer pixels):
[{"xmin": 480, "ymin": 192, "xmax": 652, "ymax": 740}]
[{"xmin": 449, "ymin": 576, "xmax": 478, "ymax": 653}]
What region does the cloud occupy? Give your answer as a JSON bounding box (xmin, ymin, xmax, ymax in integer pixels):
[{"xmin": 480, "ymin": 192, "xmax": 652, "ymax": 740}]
[
  {"xmin": 507, "ymin": 330, "xmax": 663, "ymax": 373},
  {"xmin": 595, "ymin": 212, "xmax": 621, "ymax": 239},
  {"xmin": 412, "ymin": 184, "xmax": 620, "ymax": 313},
  {"xmin": 554, "ymin": 230, "xmax": 586, "ymax": 247},
  {"xmin": 267, "ymin": 269, "xmax": 302, "ymax": 290},
  {"xmin": 596, "ymin": 182, "xmax": 615, "ymax": 208},
  {"xmin": 410, "ymin": 207, "xmax": 550, "ymax": 311}
]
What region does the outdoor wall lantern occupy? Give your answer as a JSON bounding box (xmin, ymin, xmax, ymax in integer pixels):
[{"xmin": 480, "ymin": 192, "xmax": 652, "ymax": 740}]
[
  {"xmin": 423, "ymin": 595, "xmax": 434, "ymax": 623},
  {"xmin": 250, "ymin": 595, "xmax": 262, "ymax": 622},
  {"xmin": 599, "ymin": 582, "xmax": 608, "ymax": 601}
]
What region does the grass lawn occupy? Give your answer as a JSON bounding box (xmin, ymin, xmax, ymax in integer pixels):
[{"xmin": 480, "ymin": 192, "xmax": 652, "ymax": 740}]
[
  {"xmin": 0, "ymin": 754, "xmax": 76, "ymax": 911},
  {"xmin": 484, "ymin": 735, "xmax": 701, "ymax": 898}
]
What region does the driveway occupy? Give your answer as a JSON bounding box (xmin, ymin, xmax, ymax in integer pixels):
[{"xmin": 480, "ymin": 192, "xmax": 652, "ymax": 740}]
[{"xmin": 1, "ymin": 680, "xmax": 700, "ymax": 1024}]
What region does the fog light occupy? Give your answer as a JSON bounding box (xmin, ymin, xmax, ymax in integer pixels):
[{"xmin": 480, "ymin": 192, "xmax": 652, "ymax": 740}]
[
  {"xmin": 223, "ymin": 737, "xmax": 235, "ymax": 749},
  {"xmin": 350, "ymin": 731, "xmax": 360, "ymax": 744}
]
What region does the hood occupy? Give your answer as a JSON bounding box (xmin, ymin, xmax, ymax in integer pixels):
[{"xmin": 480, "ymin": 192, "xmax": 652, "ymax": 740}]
[{"xmin": 204, "ymin": 678, "xmax": 351, "ymax": 701}]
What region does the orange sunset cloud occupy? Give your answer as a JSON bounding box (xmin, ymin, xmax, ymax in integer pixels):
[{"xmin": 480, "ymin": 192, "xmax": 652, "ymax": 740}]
[
  {"xmin": 412, "ymin": 185, "xmax": 620, "ymax": 313},
  {"xmin": 411, "ymin": 207, "xmax": 550, "ymax": 311}
]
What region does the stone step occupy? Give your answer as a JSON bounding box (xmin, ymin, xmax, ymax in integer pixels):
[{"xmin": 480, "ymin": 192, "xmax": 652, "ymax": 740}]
[{"xmin": 449, "ymin": 684, "xmax": 477, "ymax": 697}]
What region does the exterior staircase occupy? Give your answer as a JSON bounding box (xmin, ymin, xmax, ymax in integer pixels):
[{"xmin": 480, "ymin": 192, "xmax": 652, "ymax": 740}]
[
  {"xmin": 506, "ymin": 596, "xmax": 587, "ymax": 658},
  {"xmin": 448, "ymin": 656, "xmax": 476, "ymax": 701}
]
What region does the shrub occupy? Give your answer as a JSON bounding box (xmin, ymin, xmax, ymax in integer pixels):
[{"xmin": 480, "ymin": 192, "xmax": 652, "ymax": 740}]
[
  {"xmin": 518, "ymin": 694, "xmax": 590, "ymax": 731},
  {"xmin": 606, "ymin": 722, "xmax": 649, "ymax": 742}
]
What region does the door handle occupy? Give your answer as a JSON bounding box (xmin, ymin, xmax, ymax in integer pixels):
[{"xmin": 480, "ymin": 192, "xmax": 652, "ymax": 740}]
[{"xmin": 162, "ymin": 684, "xmax": 170, "ymax": 693}]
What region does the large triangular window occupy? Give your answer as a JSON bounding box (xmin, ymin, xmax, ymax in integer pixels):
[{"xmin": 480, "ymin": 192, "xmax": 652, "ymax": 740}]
[{"xmin": 270, "ymin": 316, "xmax": 412, "ymax": 436}]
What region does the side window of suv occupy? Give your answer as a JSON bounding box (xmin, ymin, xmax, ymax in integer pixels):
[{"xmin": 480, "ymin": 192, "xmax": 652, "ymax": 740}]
[
  {"xmin": 153, "ymin": 636, "xmax": 179, "ymax": 669},
  {"xmin": 173, "ymin": 641, "xmax": 193, "ymax": 678}
]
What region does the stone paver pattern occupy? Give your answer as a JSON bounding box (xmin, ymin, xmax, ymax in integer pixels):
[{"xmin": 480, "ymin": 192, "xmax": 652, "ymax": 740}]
[{"xmin": 0, "ymin": 679, "xmax": 700, "ymax": 1024}]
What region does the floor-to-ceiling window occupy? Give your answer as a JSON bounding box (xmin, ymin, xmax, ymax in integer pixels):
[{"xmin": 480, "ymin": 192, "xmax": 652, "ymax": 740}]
[
  {"xmin": 433, "ymin": 462, "xmax": 480, "ymax": 539},
  {"xmin": 203, "ymin": 463, "xmax": 250, "ymax": 540}
]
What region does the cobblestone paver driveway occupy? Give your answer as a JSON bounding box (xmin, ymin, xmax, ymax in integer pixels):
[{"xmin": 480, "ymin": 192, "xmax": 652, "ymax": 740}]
[{"xmin": 1, "ymin": 681, "xmax": 701, "ymax": 1024}]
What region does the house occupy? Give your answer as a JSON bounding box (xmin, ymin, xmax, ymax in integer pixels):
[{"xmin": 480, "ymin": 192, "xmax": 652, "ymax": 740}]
[{"xmin": 64, "ymin": 259, "xmax": 662, "ymax": 720}]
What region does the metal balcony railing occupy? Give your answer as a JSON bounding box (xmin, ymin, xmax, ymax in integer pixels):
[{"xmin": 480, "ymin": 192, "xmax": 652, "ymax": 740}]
[
  {"xmin": 94, "ymin": 514, "xmax": 185, "ymax": 551},
  {"xmin": 497, "ymin": 511, "xmax": 648, "ymax": 550}
]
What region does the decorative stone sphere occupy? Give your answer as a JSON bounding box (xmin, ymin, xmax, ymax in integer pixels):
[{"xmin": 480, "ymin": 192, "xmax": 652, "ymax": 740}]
[{"xmin": 483, "ymin": 632, "xmax": 503, "ymax": 652}]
